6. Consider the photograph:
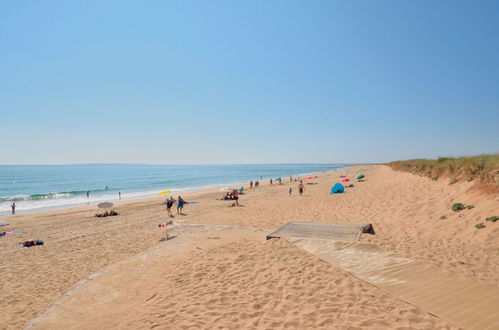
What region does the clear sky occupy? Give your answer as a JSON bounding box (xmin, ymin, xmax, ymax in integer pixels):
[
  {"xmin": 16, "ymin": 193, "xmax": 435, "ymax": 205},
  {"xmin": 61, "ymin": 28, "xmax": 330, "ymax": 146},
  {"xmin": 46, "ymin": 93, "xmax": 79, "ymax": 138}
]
[{"xmin": 1, "ymin": 0, "xmax": 498, "ymax": 164}]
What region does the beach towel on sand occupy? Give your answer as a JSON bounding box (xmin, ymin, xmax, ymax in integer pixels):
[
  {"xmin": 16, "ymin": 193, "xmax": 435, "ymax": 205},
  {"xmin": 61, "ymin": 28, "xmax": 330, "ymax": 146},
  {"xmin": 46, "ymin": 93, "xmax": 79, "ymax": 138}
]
[{"xmin": 1, "ymin": 229, "xmax": 24, "ymax": 236}]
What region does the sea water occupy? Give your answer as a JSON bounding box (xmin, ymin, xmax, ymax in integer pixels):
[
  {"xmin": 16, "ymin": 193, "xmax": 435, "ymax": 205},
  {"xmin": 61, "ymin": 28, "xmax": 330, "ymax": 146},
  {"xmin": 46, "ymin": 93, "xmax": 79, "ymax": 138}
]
[{"xmin": 0, "ymin": 163, "xmax": 349, "ymax": 215}]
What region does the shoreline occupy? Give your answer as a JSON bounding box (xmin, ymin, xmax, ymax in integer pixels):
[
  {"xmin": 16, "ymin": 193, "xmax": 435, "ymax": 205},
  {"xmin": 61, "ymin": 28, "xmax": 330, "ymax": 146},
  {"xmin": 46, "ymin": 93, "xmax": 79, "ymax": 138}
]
[{"xmin": 1, "ymin": 166, "xmax": 351, "ymax": 217}]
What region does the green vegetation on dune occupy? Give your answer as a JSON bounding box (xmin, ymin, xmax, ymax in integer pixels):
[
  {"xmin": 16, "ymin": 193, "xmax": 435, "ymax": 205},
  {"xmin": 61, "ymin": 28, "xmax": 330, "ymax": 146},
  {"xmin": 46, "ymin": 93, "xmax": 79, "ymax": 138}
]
[
  {"xmin": 475, "ymin": 222, "xmax": 486, "ymax": 229},
  {"xmin": 387, "ymin": 154, "xmax": 499, "ymax": 186},
  {"xmin": 452, "ymin": 203, "xmax": 465, "ymax": 212},
  {"xmin": 486, "ymin": 216, "xmax": 499, "ymax": 223}
]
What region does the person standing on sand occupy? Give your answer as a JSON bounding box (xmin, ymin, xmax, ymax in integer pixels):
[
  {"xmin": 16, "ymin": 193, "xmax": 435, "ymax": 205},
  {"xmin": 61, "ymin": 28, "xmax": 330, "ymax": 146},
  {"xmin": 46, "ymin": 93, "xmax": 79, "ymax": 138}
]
[
  {"xmin": 298, "ymin": 181, "xmax": 304, "ymax": 196},
  {"xmin": 11, "ymin": 202, "xmax": 15, "ymax": 215},
  {"xmin": 166, "ymin": 197, "xmax": 175, "ymax": 217},
  {"xmin": 232, "ymin": 190, "xmax": 239, "ymax": 206},
  {"xmin": 289, "ymin": 188, "xmax": 292, "ymax": 195},
  {"xmin": 250, "ymin": 181, "xmax": 253, "ymax": 188},
  {"xmin": 270, "ymin": 178, "xmax": 273, "ymax": 185},
  {"xmin": 177, "ymin": 196, "xmax": 186, "ymax": 214}
]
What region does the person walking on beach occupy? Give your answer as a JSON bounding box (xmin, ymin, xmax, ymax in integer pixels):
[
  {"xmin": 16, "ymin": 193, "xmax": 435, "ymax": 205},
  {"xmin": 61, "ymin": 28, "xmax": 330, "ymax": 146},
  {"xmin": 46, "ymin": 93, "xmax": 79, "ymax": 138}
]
[
  {"xmin": 11, "ymin": 202, "xmax": 15, "ymax": 215},
  {"xmin": 289, "ymin": 188, "xmax": 292, "ymax": 195},
  {"xmin": 166, "ymin": 197, "xmax": 175, "ymax": 217},
  {"xmin": 298, "ymin": 181, "xmax": 304, "ymax": 196},
  {"xmin": 86, "ymin": 191, "xmax": 90, "ymax": 198},
  {"xmin": 250, "ymin": 181, "xmax": 253, "ymax": 189},
  {"xmin": 270, "ymin": 178, "xmax": 273, "ymax": 185},
  {"xmin": 119, "ymin": 192, "xmax": 121, "ymax": 200},
  {"xmin": 177, "ymin": 196, "xmax": 186, "ymax": 214}
]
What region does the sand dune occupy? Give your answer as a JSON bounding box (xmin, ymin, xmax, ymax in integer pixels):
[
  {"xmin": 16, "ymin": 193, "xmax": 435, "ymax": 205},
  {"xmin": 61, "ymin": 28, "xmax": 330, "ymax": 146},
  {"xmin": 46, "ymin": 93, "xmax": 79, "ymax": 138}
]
[{"xmin": 1, "ymin": 165, "xmax": 497, "ymax": 329}]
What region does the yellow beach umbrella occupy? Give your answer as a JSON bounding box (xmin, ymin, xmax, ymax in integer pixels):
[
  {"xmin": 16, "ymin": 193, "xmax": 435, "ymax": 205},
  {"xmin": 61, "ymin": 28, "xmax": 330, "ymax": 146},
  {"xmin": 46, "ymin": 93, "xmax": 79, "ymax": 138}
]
[{"xmin": 159, "ymin": 190, "xmax": 171, "ymax": 195}]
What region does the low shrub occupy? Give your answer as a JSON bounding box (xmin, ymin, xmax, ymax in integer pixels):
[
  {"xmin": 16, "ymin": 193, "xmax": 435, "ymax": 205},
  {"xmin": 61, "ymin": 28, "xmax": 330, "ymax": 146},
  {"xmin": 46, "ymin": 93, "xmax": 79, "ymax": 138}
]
[
  {"xmin": 466, "ymin": 205, "xmax": 475, "ymax": 209},
  {"xmin": 452, "ymin": 203, "xmax": 465, "ymax": 212},
  {"xmin": 450, "ymin": 178, "xmax": 458, "ymax": 184},
  {"xmin": 486, "ymin": 216, "xmax": 499, "ymax": 223},
  {"xmin": 475, "ymin": 223, "xmax": 486, "ymax": 229},
  {"xmin": 439, "ymin": 215, "xmax": 447, "ymax": 220},
  {"xmin": 437, "ymin": 157, "xmax": 452, "ymax": 164}
]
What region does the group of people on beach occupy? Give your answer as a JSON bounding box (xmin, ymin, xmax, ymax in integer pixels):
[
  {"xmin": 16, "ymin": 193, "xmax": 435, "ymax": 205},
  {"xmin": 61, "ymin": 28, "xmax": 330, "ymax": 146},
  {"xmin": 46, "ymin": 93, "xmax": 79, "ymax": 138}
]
[
  {"xmin": 249, "ymin": 175, "xmax": 296, "ymax": 189},
  {"xmin": 20, "ymin": 239, "xmax": 44, "ymax": 248},
  {"xmin": 95, "ymin": 210, "xmax": 119, "ymax": 218},
  {"xmin": 222, "ymin": 190, "xmax": 239, "ymax": 206},
  {"xmin": 164, "ymin": 196, "xmax": 187, "ymax": 217},
  {"xmin": 249, "ymin": 181, "xmax": 260, "ymax": 188},
  {"xmin": 162, "ymin": 175, "xmax": 308, "ymax": 219},
  {"xmin": 253, "ymin": 176, "xmax": 306, "ymax": 196}
]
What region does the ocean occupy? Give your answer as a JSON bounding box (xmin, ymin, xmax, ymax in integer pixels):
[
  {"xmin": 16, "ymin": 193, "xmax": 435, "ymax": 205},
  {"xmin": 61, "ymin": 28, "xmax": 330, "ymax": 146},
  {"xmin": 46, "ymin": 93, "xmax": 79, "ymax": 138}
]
[{"xmin": 0, "ymin": 163, "xmax": 349, "ymax": 215}]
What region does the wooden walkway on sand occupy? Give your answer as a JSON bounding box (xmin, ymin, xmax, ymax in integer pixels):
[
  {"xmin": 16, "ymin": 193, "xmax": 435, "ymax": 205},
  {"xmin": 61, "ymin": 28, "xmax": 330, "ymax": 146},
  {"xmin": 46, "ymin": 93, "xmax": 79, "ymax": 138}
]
[
  {"xmin": 266, "ymin": 222, "xmax": 375, "ymax": 241},
  {"xmin": 292, "ymin": 239, "xmax": 499, "ymax": 330}
]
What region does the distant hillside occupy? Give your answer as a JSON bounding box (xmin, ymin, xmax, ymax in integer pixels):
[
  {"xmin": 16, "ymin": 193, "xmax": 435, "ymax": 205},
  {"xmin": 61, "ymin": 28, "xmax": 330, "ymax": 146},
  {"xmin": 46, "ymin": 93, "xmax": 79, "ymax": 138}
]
[{"xmin": 387, "ymin": 154, "xmax": 499, "ymax": 188}]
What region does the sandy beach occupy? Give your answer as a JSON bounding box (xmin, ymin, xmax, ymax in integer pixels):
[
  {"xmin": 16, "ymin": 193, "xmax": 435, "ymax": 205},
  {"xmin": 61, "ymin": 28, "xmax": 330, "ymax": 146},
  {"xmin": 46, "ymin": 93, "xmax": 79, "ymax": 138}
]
[{"xmin": 1, "ymin": 165, "xmax": 498, "ymax": 329}]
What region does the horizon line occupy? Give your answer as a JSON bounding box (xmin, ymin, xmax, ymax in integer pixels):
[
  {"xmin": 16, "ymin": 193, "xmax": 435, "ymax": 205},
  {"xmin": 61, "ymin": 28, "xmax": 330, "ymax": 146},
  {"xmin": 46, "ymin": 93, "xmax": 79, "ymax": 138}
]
[{"xmin": 0, "ymin": 162, "xmax": 369, "ymax": 166}]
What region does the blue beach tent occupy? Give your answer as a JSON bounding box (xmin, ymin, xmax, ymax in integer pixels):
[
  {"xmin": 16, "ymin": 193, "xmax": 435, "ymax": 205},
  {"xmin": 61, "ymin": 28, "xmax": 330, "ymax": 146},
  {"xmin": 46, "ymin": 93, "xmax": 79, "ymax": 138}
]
[{"xmin": 331, "ymin": 183, "xmax": 345, "ymax": 194}]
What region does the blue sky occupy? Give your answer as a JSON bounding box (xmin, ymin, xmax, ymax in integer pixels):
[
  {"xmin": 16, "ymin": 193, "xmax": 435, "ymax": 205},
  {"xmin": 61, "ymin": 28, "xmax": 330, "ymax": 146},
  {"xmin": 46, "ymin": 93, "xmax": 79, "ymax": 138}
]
[{"xmin": 1, "ymin": 0, "xmax": 498, "ymax": 164}]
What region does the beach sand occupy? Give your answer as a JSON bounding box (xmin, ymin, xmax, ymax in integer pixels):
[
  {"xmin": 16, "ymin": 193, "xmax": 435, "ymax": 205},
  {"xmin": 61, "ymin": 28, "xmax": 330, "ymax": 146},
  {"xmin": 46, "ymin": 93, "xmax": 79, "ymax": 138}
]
[{"xmin": 1, "ymin": 165, "xmax": 498, "ymax": 329}]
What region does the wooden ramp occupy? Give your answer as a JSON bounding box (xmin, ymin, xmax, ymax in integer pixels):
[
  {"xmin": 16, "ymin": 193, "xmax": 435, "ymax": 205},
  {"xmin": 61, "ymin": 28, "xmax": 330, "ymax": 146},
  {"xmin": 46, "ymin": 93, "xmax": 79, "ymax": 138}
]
[
  {"xmin": 291, "ymin": 239, "xmax": 499, "ymax": 330},
  {"xmin": 266, "ymin": 222, "xmax": 375, "ymax": 241}
]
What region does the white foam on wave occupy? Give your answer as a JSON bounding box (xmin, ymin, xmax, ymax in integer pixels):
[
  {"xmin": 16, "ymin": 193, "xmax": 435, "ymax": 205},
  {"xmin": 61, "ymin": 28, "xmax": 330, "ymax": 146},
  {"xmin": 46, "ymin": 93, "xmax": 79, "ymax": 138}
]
[
  {"xmin": 4, "ymin": 195, "xmax": 32, "ymax": 201},
  {"xmin": 0, "ymin": 190, "xmax": 156, "ymax": 215},
  {"xmin": 0, "ymin": 184, "xmax": 217, "ymax": 215},
  {"xmin": 0, "ymin": 181, "xmax": 232, "ymax": 215}
]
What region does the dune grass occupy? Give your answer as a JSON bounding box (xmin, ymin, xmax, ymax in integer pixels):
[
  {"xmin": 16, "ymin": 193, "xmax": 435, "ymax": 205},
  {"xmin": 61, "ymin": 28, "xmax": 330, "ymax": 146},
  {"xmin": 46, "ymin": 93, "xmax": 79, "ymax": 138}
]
[{"xmin": 387, "ymin": 154, "xmax": 499, "ymax": 185}]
